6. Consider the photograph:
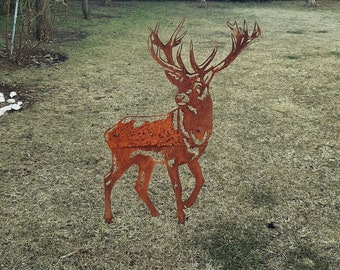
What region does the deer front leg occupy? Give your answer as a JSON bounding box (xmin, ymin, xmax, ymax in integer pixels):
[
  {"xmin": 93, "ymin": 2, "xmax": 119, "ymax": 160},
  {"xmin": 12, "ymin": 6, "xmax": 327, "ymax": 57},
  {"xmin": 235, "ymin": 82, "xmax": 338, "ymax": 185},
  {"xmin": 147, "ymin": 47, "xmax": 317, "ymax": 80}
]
[
  {"xmin": 135, "ymin": 159, "xmax": 160, "ymax": 217},
  {"xmin": 183, "ymin": 159, "xmax": 205, "ymax": 209},
  {"xmin": 166, "ymin": 163, "xmax": 186, "ymax": 223}
]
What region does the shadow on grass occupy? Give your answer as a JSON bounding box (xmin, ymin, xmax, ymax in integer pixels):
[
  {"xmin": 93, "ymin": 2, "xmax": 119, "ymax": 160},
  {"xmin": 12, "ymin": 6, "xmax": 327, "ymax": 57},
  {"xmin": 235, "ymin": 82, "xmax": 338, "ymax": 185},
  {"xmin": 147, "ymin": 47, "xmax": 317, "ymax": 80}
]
[
  {"xmin": 285, "ymin": 244, "xmax": 332, "ymax": 270},
  {"xmin": 196, "ymin": 220, "xmax": 332, "ymax": 269},
  {"xmin": 196, "ymin": 222, "xmax": 266, "ymax": 269}
]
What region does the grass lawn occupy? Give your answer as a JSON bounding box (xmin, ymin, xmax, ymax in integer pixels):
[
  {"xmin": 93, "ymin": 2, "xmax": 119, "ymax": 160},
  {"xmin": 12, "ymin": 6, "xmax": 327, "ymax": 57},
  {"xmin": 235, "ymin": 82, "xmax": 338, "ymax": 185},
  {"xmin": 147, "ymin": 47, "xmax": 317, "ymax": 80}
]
[{"xmin": 0, "ymin": 1, "xmax": 339, "ymax": 269}]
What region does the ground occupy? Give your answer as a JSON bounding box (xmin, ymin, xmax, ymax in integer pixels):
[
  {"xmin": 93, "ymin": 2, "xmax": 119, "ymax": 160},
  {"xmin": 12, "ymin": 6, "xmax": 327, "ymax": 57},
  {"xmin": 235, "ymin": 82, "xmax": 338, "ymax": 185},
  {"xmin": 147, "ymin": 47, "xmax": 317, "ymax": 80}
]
[
  {"xmin": 0, "ymin": 30, "xmax": 86, "ymax": 114},
  {"xmin": 0, "ymin": 1, "xmax": 339, "ymax": 269}
]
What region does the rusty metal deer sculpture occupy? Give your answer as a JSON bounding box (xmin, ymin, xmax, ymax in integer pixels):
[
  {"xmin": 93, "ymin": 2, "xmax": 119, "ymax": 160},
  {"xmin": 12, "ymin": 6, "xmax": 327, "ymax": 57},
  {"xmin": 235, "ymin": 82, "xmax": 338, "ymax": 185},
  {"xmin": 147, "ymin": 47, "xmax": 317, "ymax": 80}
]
[{"xmin": 104, "ymin": 19, "xmax": 261, "ymax": 223}]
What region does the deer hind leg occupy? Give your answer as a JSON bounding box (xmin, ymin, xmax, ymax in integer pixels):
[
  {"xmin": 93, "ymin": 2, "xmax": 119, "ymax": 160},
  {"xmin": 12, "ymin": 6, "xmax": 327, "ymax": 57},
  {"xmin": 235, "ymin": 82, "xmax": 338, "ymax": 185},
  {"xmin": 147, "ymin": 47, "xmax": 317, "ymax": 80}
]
[
  {"xmin": 135, "ymin": 158, "xmax": 160, "ymax": 217},
  {"xmin": 103, "ymin": 155, "xmax": 132, "ymax": 224},
  {"xmin": 183, "ymin": 159, "xmax": 205, "ymax": 209},
  {"xmin": 166, "ymin": 163, "xmax": 185, "ymax": 223}
]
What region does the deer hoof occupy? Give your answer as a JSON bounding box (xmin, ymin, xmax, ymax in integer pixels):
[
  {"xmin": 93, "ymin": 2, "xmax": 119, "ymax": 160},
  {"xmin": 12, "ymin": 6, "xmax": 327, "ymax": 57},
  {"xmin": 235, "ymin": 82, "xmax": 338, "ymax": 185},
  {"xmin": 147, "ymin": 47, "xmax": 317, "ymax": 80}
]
[
  {"xmin": 105, "ymin": 218, "xmax": 112, "ymax": 224},
  {"xmin": 104, "ymin": 215, "xmax": 113, "ymax": 224},
  {"xmin": 177, "ymin": 213, "xmax": 186, "ymax": 224}
]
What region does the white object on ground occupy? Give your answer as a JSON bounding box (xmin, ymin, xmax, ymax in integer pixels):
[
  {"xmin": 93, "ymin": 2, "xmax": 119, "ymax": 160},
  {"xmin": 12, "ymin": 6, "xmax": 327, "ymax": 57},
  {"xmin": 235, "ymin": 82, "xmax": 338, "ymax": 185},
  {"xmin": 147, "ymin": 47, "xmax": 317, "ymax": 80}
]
[
  {"xmin": 9, "ymin": 91, "xmax": 17, "ymax": 98},
  {"xmin": 0, "ymin": 92, "xmax": 5, "ymax": 103},
  {"xmin": 0, "ymin": 91, "xmax": 23, "ymax": 116},
  {"xmin": 0, "ymin": 105, "xmax": 13, "ymax": 116},
  {"xmin": 11, "ymin": 102, "xmax": 22, "ymax": 110},
  {"xmin": 7, "ymin": 98, "xmax": 16, "ymax": 104}
]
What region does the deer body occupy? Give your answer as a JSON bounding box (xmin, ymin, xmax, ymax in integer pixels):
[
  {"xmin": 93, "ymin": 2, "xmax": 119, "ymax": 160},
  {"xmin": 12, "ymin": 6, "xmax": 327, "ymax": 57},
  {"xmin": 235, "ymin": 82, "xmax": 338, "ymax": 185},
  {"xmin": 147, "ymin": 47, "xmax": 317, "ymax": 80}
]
[{"xmin": 104, "ymin": 19, "xmax": 260, "ymax": 223}]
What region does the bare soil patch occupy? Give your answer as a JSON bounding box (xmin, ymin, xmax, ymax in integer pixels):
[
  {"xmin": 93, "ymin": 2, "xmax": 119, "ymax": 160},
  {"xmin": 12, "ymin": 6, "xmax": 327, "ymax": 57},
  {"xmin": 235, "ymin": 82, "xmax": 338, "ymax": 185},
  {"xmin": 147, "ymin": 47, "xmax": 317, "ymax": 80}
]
[
  {"xmin": 0, "ymin": 82, "xmax": 45, "ymax": 115},
  {"xmin": 0, "ymin": 30, "xmax": 88, "ymax": 69},
  {"xmin": 0, "ymin": 47, "xmax": 67, "ymax": 69}
]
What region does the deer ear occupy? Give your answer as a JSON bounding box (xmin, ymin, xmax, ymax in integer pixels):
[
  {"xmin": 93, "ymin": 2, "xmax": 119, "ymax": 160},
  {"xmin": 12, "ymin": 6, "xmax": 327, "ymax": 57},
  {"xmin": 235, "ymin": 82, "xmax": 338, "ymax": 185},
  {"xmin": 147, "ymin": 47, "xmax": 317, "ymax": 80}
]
[{"xmin": 164, "ymin": 70, "xmax": 183, "ymax": 86}]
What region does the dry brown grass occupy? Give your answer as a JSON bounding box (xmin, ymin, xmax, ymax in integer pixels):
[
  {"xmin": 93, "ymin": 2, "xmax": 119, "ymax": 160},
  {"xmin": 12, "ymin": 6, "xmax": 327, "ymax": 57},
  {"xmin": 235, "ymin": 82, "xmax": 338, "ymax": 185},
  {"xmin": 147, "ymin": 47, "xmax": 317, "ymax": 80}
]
[{"xmin": 0, "ymin": 1, "xmax": 339, "ymax": 269}]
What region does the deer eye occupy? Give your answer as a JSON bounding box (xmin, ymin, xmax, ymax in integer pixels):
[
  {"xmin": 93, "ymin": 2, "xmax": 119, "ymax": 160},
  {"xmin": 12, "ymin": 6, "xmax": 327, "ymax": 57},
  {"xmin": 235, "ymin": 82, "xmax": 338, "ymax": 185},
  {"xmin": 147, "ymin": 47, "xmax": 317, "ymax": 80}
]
[{"xmin": 193, "ymin": 82, "xmax": 203, "ymax": 93}]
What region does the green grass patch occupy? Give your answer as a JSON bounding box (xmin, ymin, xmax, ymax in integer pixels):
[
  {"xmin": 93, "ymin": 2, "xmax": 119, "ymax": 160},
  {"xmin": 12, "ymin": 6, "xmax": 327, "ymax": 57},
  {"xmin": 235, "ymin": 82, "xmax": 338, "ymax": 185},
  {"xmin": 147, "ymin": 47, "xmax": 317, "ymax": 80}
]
[{"xmin": 329, "ymin": 51, "xmax": 340, "ymax": 57}]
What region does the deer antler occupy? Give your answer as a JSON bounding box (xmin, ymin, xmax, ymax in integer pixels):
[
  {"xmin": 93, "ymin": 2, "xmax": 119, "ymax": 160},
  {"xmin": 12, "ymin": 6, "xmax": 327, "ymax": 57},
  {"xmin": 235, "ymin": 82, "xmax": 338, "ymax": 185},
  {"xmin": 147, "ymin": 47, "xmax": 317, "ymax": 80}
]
[
  {"xmin": 148, "ymin": 18, "xmax": 188, "ymax": 74},
  {"xmin": 211, "ymin": 21, "xmax": 261, "ymax": 74},
  {"xmin": 189, "ymin": 41, "xmax": 218, "ymax": 76},
  {"xmin": 182, "ymin": 20, "xmax": 261, "ymax": 76},
  {"xmin": 149, "ymin": 19, "xmax": 261, "ymax": 79}
]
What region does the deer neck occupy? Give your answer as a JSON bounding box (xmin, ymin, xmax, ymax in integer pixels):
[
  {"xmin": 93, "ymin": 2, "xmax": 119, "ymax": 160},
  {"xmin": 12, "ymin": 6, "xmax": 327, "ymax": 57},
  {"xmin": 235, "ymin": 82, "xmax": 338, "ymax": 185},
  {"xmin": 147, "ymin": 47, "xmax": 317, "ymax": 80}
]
[{"xmin": 174, "ymin": 94, "xmax": 213, "ymax": 147}]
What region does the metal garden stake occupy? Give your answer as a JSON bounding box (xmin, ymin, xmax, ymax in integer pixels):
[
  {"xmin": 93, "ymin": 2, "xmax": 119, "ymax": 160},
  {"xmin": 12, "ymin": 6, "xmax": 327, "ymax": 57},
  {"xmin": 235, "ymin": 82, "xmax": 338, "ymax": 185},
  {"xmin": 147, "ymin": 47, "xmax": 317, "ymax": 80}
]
[{"xmin": 104, "ymin": 19, "xmax": 261, "ymax": 223}]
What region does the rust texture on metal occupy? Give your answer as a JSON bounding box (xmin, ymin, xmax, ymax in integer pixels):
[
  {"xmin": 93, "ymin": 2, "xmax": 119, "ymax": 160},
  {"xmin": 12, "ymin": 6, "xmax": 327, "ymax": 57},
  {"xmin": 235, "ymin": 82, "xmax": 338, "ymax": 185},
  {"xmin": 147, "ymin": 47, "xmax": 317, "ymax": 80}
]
[{"xmin": 104, "ymin": 19, "xmax": 261, "ymax": 223}]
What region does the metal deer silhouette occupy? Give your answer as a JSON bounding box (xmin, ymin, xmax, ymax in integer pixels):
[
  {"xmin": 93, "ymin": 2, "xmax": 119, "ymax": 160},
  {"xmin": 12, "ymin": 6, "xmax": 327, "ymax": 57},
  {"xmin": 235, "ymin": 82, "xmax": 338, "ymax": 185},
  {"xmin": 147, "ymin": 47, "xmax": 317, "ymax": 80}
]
[{"xmin": 104, "ymin": 19, "xmax": 261, "ymax": 223}]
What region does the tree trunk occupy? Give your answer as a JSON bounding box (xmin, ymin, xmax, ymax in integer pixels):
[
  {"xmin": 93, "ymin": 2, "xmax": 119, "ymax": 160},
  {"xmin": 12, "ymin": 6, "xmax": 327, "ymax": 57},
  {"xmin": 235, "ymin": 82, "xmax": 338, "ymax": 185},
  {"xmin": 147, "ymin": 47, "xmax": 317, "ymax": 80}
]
[
  {"xmin": 103, "ymin": 0, "xmax": 110, "ymax": 6},
  {"xmin": 35, "ymin": 0, "xmax": 52, "ymax": 41},
  {"xmin": 82, "ymin": 0, "xmax": 89, "ymax": 20},
  {"xmin": 306, "ymin": 0, "xmax": 318, "ymax": 7}
]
